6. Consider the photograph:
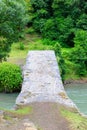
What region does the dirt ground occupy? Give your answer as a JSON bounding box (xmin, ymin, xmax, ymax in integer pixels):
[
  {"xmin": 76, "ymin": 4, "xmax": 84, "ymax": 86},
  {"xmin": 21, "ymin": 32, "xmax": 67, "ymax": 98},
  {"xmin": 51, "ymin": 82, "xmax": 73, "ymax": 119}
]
[{"xmin": 0, "ymin": 102, "xmax": 71, "ymax": 130}]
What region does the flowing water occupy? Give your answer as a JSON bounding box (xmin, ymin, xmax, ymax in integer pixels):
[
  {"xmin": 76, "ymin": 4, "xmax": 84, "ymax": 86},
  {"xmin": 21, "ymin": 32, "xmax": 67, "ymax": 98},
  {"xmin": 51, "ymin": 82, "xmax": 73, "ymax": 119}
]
[
  {"xmin": 0, "ymin": 83, "xmax": 87, "ymax": 113},
  {"xmin": 0, "ymin": 93, "xmax": 19, "ymax": 109},
  {"xmin": 65, "ymin": 83, "xmax": 87, "ymax": 115}
]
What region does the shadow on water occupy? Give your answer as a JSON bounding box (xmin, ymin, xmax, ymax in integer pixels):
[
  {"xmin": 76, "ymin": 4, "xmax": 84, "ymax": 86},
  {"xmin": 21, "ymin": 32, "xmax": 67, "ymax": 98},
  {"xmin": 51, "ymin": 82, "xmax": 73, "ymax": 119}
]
[
  {"xmin": 65, "ymin": 83, "xmax": 87, "ymax": 115},
  {"xmin": 0, "ymin": 93, "xmax": 19, "ymax": 109}
]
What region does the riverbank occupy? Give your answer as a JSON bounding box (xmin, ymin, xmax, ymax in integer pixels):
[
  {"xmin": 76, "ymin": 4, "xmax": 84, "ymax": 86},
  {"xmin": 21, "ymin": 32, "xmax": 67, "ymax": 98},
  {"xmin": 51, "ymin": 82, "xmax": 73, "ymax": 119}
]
[
  {"xmin": 0, "ymin": 103, "xmax": 78, "ymax": 130},
  {"xmin": 0, "ymin": 102, "xmax": 87, "ymax": 130},
  {"xmin": 64, "ymin": 78, "xmax": 87, "ymax": 85}
]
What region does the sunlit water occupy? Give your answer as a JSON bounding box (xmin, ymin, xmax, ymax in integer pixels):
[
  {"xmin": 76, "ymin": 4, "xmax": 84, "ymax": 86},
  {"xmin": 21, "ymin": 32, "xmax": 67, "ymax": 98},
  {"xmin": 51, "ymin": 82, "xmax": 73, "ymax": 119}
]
[
  {"xmin": 0, "ymin": 93, "xmax": 19, "ymax": 109},
  {"xmin": 65, "ymin": 83, "xmax": 87, "ymax": 115}
]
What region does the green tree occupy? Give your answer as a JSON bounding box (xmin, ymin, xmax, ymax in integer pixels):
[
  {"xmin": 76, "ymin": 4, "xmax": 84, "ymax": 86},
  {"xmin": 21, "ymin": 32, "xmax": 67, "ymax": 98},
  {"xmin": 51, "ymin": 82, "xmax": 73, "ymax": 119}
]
[
  {"xmin": 70, "ymin": 30, "xmax": 87, "ymax": 76},
  {"xmin": 30, "ymin": 0, "xmax": 87, "ymax": 47},
  {"xmin": 42, "ymin": 18, "xmax": 58, "ymax": 40},
  {"xmin": 0, "ymin": 0, "xmax": 28, "ymax": 61}
]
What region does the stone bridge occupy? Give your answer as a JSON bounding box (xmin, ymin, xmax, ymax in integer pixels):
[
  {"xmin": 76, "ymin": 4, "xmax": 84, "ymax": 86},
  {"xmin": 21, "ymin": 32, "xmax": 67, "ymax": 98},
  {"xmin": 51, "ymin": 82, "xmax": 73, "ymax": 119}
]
[{"xmin": 16, "ymin": 51, "xmax": 76, "ymax": 108}]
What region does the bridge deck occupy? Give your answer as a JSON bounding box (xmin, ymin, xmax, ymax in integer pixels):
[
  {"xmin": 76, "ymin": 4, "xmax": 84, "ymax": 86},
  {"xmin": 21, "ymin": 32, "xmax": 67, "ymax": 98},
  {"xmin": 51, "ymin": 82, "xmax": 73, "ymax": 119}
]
[{"xmin": 16, "ymin": 51, "xmax": 76, "ymax": 108}]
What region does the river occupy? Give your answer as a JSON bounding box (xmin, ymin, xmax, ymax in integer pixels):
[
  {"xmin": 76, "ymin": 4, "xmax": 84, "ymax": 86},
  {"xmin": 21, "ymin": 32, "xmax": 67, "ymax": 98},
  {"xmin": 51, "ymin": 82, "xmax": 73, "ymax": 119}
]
[
  {"xmin": 65, "ymin": 83, "xmax": 87, "ymax": 115},
  {"xmin": 0, "ymin": 83, "xmax": 87, "ymax": 114},
  {"xmin": 0, "ymin": 93, "xmax": 19, "ymax": 109}
]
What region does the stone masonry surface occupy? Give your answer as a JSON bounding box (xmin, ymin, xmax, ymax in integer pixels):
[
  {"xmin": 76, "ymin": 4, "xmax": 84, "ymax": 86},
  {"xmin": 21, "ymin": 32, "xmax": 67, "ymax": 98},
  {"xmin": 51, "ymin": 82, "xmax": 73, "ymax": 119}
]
[{"xmin": 16, "ymin": 51, "xmax": 76, "ymax": 108}]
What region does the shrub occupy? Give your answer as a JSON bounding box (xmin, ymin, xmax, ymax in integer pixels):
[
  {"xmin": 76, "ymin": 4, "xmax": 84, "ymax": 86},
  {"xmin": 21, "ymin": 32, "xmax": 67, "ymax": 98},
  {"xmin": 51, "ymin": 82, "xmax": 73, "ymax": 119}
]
[
  {"xmin": 0, "ymin": 62, "xmax": 22, "ymax": 93},
  {"xmin": 19, "ymin": 42, "xmax": 25, "ymax": 50},
  {"xmin": 33, "ymin": 18, "xmax": 46, "ymax": 33},
  {"xmin": 42, "ymin": 38, "xmax": 56, "ymax": 45},
  {"xmin": 69, "ymin": 30, "xmax": 87, "ymax": 76}
]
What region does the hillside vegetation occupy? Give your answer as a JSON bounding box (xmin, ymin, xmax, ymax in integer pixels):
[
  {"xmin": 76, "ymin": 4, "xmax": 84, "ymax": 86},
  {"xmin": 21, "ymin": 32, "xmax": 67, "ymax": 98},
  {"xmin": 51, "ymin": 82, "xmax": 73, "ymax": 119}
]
[{"xmin": 0, "ymin": 0, "xmax": 87, "ymax": 81}]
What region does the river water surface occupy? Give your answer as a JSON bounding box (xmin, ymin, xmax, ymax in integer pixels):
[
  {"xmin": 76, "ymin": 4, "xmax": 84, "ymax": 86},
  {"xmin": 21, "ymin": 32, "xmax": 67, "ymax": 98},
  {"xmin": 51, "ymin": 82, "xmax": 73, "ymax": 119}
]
[
  {"xmin": 65, "ymin": 83, "xmax": 87, "ymax": 115},
  {"xmin": 0, "ymin": 93, "xmax": 19, "ymax": 109},
  {"xmin": 0, "ymin": 83, "xmax": 87, "ymax": 114}
]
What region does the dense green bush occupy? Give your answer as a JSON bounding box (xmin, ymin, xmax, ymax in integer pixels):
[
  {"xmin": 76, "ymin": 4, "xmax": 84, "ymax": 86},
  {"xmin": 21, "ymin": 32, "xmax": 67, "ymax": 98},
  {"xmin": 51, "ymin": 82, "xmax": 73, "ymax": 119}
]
[
  {"xmin": 33, "ymin": 18, "xmax": 46, "ymax": 33},
  {"xmin": 29, "ymin": 0, "xmax": 87, "ymax": 79},
  {"xmin": 69, "ymin": 30, "xmax": 87, "ymax": 76},
  {"xmin": 42, "ymin": 19, "xmax": 58, "ymax": 40},
  {"xmin": 30, "ymin": 0, "xmax": 87, "ymax": 47},
  {"xmin": 0, "ymin": 62, "xmax": 22, "ymax": 93},
  {"xmin": 42, "ymin": 38, "xmax": 56, "ymax": 45}
]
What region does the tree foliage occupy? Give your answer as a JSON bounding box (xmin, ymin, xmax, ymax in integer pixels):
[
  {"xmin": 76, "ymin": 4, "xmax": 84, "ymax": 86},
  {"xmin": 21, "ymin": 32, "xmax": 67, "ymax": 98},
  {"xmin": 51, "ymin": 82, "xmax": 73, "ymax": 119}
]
[
  {"xmin": 29, "ymin": 0, "xmax": 87, "ymax": 78},
  {"xmin": 0, "ymin": 0, "xmax": 28, "ymax": 61},
  {"xmin": 70, "ymin": 30, "xmax": 87, "ymax": 76},
  {"xmin": 30, "ymin": 0, "xmax": 87, "ymax": 47}
]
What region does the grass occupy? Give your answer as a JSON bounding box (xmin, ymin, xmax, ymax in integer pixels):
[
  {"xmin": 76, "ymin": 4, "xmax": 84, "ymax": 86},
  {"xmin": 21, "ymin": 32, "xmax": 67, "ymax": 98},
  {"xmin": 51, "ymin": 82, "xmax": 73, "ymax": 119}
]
[
  {"xmin": 37, "ymin": 127, "xmax": 43, "ymax": 130},
  {"xmin": 61, "ymin": 108, "xmax": 87, "ymax": 130},
  {"xmin": 3, "ymin": 106, "xmax": 32, "ymax": 120},
  {"xmin": 0, "ymin": 106, "xmax": 32, "ymax": 121},
  {"xmin": 8, "ymin": 34, "xmax": 53, "ymax": 64},
  {"xmin": 14, "ymin": 106, "xmax": 32, "ymax": 114}
]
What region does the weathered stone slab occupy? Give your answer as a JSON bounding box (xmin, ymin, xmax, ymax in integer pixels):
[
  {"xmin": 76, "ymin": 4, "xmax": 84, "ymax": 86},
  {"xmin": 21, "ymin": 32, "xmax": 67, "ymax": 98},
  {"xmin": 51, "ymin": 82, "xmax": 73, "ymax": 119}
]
[{"xmin": 16, "ymin": 51, "xmax": 76, "ymax": 108}]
